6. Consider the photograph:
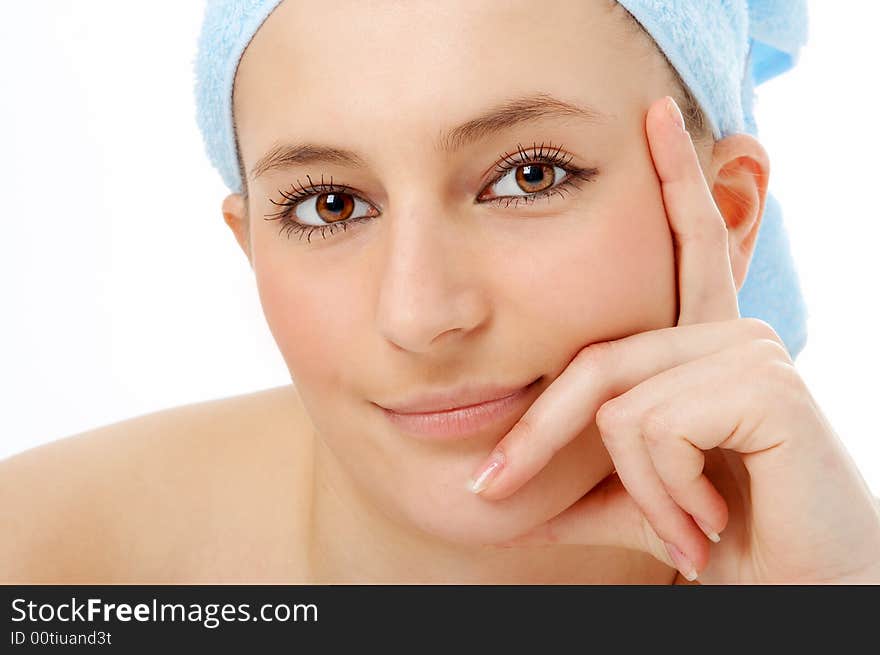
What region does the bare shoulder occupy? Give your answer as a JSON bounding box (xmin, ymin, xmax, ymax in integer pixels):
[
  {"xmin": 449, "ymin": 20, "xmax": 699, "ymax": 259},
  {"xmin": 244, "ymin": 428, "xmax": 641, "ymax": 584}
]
[{"xmin": 0, "ymin": 384, "xmax": 314, "ymax": 583}]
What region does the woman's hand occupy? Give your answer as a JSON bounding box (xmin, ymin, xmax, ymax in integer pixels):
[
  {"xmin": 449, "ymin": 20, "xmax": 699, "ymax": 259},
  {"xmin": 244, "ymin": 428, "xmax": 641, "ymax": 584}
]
[{"xmin": 467, "ymin": 96, "xmax": 880, "ymax": 584}]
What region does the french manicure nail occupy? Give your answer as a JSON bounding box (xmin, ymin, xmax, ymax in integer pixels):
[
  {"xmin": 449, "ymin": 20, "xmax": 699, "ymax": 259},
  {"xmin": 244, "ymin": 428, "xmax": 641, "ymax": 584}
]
[
  {"xmin": 694, "ymin": 517, "xmax": 721, "ymax": 543},
  {"xmin": 664, "ymin": 541, "xmax": 698, "ymax": 581},
  {"xmin": 665, "ymin": 96, "xmax": 685, "ymax": 132},
  {"xmin": 467, "ymin": 450, "xmax": 505, "ymax": 494}
]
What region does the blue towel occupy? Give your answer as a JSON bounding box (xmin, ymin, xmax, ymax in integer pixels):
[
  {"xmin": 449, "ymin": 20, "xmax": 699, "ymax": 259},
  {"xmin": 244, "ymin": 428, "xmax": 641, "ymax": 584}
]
[{"xmin": 194, "ymin": 0, "xmax": 809, "ymax": 359}]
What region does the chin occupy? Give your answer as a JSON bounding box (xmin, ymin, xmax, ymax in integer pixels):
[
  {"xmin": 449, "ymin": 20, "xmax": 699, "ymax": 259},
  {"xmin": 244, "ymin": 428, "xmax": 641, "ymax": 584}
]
[
  {"xmin": 403, "ymin": 502, "xmax": 554, "ymax": 546},
  {"xmin": 390, "ymin": 444, "xmax": 604, "ymax": 546}
]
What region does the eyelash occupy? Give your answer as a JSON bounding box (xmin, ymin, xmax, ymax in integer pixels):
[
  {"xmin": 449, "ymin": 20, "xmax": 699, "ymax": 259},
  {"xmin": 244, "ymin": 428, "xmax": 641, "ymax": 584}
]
[{"xmin": 264, "ymin": 141, "xmax": 598, "ymax": 243}]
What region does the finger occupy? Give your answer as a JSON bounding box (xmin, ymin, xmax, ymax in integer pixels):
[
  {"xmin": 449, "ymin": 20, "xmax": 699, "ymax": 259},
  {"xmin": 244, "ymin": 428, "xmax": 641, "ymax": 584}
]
[
  {"xmin": 502, "ymin": 449, "xmax": 746, "ymax": 578},
  {"xmin": 647, "ymin": 96, "xmax": 740, "ymax": 325},
  {"xmin": 639, "ymin": 399, "xmax": 729, "ymax": 546},
  {"xmin": 468, "ymin": 317, "xmax": 785, "ymax": 500},
  {"xmin": 499, "ymin": 338, "xmax": 800, "ymax": 580},
  {"xmin": 598, "ymin": 407, "xmax": 709, "ymax": 578},
  {"xmin": 603, "ymin": 343, "xmax": 766, "ymax": 545},
  {"xmin": 596, "ymin": 338, "xmax": 796, "ymax": 577}
]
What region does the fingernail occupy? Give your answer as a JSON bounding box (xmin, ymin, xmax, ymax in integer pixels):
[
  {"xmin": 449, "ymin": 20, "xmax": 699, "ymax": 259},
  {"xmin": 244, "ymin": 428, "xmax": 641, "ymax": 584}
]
[
  {"xmin": 467, "ymin": 450, "xmax": 506, "ymax": 494},
  {"xmin": 665, "ymin": 96, "xmax": 685, "ymax": 132},
  {"xmin": 664, "ymin": 541, "xmax": 698, "ymax": 581},
  {"xmin": 694, "ymin": 517, "xmax": 721, "ymax": 543}
]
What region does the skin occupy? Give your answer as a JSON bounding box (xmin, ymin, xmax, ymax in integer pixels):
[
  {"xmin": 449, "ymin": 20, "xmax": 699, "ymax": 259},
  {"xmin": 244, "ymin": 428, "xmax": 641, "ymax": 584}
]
[
  {"xmin": 15, "ymin": 0, "xmax": 874, "ymax": 584},
  {"xmin": 218, "ymin": 0, "xmax": 772, "ymax": 583},
  {"xmin": 482, "ymin": 97, "xmax": 880, "ymax": 583}
]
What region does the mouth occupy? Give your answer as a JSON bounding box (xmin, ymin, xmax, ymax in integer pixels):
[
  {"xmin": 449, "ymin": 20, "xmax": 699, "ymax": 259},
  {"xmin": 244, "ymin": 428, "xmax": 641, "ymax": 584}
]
[{"xmin": 376, "ymin": 376, "xmax": 543, "ymax": 440}]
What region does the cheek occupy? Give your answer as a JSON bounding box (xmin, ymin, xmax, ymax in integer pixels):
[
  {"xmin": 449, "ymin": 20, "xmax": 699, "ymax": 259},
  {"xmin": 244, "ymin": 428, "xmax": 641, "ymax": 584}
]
[
  {"xmin": 489, "ymin": 189, "xmax": 678, "ymax": 351},
  {"xmin": 253, "ymin": 251, "xmax": 351, "ymax": 391},
  {"xmin": 254, "ymin": 255, "xmax": 375, "ymax": 470}
]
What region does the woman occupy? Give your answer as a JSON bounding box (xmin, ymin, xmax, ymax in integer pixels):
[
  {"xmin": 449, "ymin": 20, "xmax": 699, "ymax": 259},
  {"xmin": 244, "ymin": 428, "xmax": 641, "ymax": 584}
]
[{"xmin": 3, "ymin": 0, "xmax": 879, "ymax": 584}]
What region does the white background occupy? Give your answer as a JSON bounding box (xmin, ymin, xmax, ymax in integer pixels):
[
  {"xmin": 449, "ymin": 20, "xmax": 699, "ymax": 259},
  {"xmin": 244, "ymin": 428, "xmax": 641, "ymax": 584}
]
[{"xmin": 1, "ymin": 2, "xmax": 878, "ymax": 496}]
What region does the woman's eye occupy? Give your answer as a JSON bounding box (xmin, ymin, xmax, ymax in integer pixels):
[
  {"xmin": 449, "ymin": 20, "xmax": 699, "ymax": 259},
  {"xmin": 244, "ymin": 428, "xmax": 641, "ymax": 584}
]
[
  {"xmin": 485, "ymin": 163, "xmax": 568, "ymax": 199},
  {"xmin": 292, "ymin": 191, "xmax": 376, "ymax": 226},
  {"xmin": 268, "ymin": 152, "xmax": 596, "ymax": 242}
]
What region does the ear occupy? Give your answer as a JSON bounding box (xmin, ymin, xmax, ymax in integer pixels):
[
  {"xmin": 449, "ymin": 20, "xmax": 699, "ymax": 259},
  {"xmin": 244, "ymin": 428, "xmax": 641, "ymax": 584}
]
[
  {"xmin": 222, "ymin": 193, "xmax": 252, "ymax": 268},
  {"xmin": 707, "ymin": 134, "xmax": 770, "ymax": 292}
]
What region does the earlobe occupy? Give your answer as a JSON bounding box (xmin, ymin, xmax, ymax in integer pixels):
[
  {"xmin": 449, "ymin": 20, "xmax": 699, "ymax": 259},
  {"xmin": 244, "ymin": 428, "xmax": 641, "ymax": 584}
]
[
  {"xmin": 709, "ymin": 134, "xmax": 770, "ymax": 291},
  {"xmin": 222, "ymin": 193, "xmax": 252, "ymax": 266}
]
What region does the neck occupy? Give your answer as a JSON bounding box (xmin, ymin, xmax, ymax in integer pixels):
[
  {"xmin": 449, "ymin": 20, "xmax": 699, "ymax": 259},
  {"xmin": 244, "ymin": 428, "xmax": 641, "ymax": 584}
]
[{"xmin": 304, "ymin": 426, "xmax": 676, "ymax": 585}]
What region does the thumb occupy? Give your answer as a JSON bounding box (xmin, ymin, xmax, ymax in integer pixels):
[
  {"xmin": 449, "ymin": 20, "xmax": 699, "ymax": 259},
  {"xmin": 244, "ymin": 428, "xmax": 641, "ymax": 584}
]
[{"xmin": 499, "ymin": 472, "xmax": 679, "ymax": 571}]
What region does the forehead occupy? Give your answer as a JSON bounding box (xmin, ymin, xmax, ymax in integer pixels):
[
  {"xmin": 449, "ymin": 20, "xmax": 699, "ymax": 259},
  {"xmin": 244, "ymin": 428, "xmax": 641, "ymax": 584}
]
[{"xmin": 233, "ymin": 0, "xmax": 663, "ymax": 172}]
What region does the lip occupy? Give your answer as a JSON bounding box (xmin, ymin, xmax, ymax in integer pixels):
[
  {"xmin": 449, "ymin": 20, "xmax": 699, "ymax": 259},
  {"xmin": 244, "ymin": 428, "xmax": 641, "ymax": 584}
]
[{"xmin": 375, "ymin": 377, "xmax": 542, "ymax": 440}]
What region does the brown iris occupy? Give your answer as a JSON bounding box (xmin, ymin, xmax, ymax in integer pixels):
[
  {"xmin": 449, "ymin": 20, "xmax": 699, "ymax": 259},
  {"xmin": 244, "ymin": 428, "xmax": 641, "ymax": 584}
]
[
  {"xmin": 515, "ymin": 164, "xmax": 555, "ymax": 193},
  {"xmin": 315, "ymin": 193, "xmax": 355, "ymax": 223}
]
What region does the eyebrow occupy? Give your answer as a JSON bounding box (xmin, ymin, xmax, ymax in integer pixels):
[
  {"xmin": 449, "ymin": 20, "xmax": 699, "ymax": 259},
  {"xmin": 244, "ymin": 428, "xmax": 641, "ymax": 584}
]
[{"xmin": 248, "ymin": 92, "xmax": 611, "ymax": 181}]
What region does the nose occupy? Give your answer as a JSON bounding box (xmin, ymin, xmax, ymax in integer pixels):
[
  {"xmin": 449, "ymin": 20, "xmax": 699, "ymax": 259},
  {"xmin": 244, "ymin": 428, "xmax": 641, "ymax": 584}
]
[{"xmin": 375, "ymin": 206, "xmax": 490, "ymax": 353}]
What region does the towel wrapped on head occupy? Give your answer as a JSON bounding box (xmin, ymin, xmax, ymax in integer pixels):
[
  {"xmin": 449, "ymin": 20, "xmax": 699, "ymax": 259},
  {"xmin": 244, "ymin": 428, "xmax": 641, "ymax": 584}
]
[{"xmin": 194, "ymin": 0, "xmax": 810, "ymax": 359}]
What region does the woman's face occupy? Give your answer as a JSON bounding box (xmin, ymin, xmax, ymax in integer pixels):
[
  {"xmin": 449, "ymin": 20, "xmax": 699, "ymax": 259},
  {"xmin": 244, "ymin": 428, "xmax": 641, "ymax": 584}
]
[{"xmin": 231, "ymin": 0, "xmax": 692, "ymax": 543}]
